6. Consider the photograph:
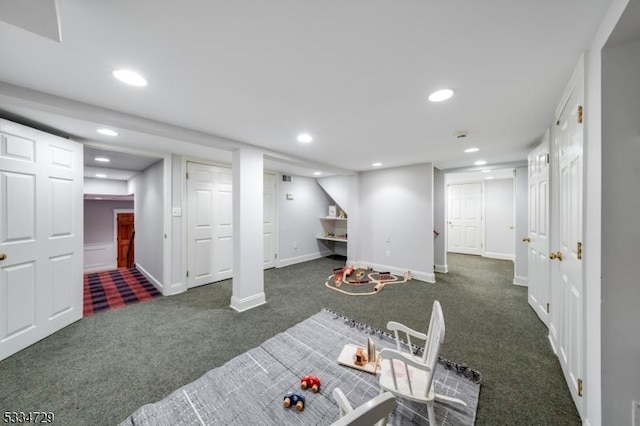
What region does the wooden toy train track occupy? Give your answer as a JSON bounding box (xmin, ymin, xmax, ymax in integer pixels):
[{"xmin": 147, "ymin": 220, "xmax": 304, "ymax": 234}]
[{"xmin": 325, "ymin": 267, "xmax": 412, "ymax": 296}]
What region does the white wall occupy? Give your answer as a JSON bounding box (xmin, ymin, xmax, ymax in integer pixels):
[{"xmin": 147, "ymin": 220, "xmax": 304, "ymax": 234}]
[
  {"xmin": 601, "ymin": 32, "xmax": 640, "ymax": 426},
  {"xmin": 128, "ymin": 160, "xmax": 165, "ymax": 289},
  {"xmin": 84, "ymin": 178, "xmax": 129, "ymax": 195},
  {"xmin": 84, "ymin": 199, "xmax": 134, "ymax": 244},
  {"xmin": 359, "ymin": 163, "xmax": 434, "ymax": 282},
  {"xmin": 584, "ymin": 1, "xmax": 631, "ymax": 424},
  {"xmin": 513, "ymin": 166, "xmax": 528, "ymax": 285},
  {"xmin": 433, "ymin": 168, "xmax": 447, "ymax": 272},
  {"xmin": 277, "ymin": 173, "xmax": 334, "ymax": 266},
  {"xmin": 316, "ymin": 175, "xmax": 350, "ymax": 214},
  {"xmin": 483, "ymin": 178, "xmax": 514, "ymax": 260}
]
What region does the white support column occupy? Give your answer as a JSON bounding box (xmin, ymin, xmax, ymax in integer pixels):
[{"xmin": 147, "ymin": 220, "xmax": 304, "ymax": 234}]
[{"xmin": 230, "ymin": 147, "xmax": 266, "ymax": 312}]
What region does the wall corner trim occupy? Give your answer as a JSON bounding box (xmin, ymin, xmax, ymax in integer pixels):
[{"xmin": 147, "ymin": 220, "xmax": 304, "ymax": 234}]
[
  {"xmin": 230, "ymin": 293, "xmax": 267, "ymax": 312},
  {"xmin": 434, "ymin": 264, "xmax": 448, "ymax": 274},
  {"xmin": 513, "ymin": 276, "xmax": 529, "ymax": 286}
]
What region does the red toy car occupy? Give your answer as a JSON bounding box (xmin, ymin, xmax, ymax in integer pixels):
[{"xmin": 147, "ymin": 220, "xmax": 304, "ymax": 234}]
[{"xmin": 300, "ymin": 375, "xmax": 321, "ymax": 393}]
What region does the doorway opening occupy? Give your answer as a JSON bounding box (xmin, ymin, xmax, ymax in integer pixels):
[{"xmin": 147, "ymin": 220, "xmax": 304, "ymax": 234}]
[{"xmin": 83, "ymin": 146, "xmax": 163, "ymax": 316}]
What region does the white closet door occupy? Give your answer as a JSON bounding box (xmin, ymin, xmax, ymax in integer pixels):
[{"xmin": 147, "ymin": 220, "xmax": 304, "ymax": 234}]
[
  {"xmin": 187, "ymin": 162, "xmax": 217, "ymax": 288},
  {"xmin": 447, "ymin": 183, "xmax": 482, "ymax": 255},
  {"xmin": 263, "ymin": 173, "xmax": 276, "ymax": 269},
  {"xmin": 187, "ymin": 164, "xmax": 276, "ymax": 287},
  {"xmin": 550, "ymin": 71, "xmax": 584, "ymax": 417},
  {"xmin": 0, "ymin": 120, "xmax": 83, "ymax": 361},
  {"xmin": 527, "ymin": 131, "xmax": 550, "ymax": 325}
]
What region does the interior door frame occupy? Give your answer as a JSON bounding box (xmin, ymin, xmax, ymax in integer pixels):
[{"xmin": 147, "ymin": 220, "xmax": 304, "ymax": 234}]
[
  {"xmin": 446, "ymin": 181, "xmax": 484, "ymax": 255},
  {"xmin": 84, "ymin": 142, "xmax": 171, "ymax": 296},
  {"xmin": 113, "ymin": 209, "xmax": 134, "ymax": 267},
  {"xmin": 180, "ymin": 157, "xmax": 279, "ymax": 292},
  {"xmin": 549, "ymin": 55, "xmax": 585, "ymax": 418}
]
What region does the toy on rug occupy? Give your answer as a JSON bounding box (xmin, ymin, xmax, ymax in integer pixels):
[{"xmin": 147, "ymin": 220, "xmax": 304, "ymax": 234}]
[
  {"xmin": 354, "ymin": 346, "xmax": 368, "ymax": 366},
  {"xmin": 300, "ymin": 375, "xmax": 321, "ymax": 393},
  {"xmin": 283, "ymin": 392, "xmax": 305, "ymax": 411},
  {"xmin": 325, "ymin": 265, "xmax": 413, "ymax": 296}
]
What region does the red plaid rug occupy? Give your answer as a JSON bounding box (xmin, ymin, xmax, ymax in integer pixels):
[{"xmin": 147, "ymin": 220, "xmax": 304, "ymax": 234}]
[{"xmin": 83, "ymin": 268, "xmax": 162, "ymax": 317}]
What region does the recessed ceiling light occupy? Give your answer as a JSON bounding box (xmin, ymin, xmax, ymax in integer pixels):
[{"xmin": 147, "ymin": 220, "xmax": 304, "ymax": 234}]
[
  {"xmin": 97, "ymin": 128, "xmax": 118, "ymax": 136},
  {"xmin": 481, "ymin": 169, "xmax": 491, "ymax": 173},
  {"xmin": 372, "ymin": 162, "xmax": 382, "ymax": 167},
  {"xmin": 95, "ymin": 173, "xmax": 107, "ymax": 178},
  {"xmin": 464, "ymin": 148, "xmax": 479, "ymax": 153},
  {"xmin": 428, "ymin": 89, "xmax": 454, "ymax": 102},
  {"xmin": 113, "ymin": 69, "xmax": 148, "ymax": 87},
  {"xmin": 94, "ymin": 157, "xmax": 111, "ymax": 162},
  {"xmin": 313, "ymin": 171, "xmax": 322, "ymax": 176},
  {"xmin": 474, "ymin": 160, "xmax": 487, "ymax": 166},
  {"xmin": 297, "ymin": 133, "xmax": 313, "ymax": 143}
]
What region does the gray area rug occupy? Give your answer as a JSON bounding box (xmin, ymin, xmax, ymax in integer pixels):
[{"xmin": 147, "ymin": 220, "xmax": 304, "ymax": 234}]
[{"xmin": 119, "ymin": 309, "xmax": 480, "ymax": 425}]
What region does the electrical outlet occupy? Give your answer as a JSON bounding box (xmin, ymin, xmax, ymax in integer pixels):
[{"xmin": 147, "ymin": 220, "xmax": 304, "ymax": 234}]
[
  {"xmin": 385, "ymin": 250, "xmax": 390, "ymax": 257},
  {"xmin": 633, "ymin": 400, "xmax": 640, "ymax": 426}
]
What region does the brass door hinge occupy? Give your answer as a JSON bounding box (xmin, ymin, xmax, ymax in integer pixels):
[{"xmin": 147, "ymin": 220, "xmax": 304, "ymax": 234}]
[
  {"xmin": 186, "ymin": 172, "xmax": 189, "ymax": 179},
  {"xmin": 578, "ymin": 378, "xmax": 583, "ymax": 397},
  {"xmin": 577, "ymin": 242, "xmax": 583, "ymax": 260},
  {"xmin": 577, "ymin": 105, "xmax": 583, "ymax": 124},
  {"xmin": 546, "ymin": 303, "xmax": 550, "ymax": 314},
  {"xmin": 546, "ymin": 153, "xmax": 550, "ymax": 164}
]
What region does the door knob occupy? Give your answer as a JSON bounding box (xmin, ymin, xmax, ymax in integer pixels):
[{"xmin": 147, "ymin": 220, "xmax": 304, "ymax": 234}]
[
  {"xmin": 0, "ymin": 253, "xmax": 6, "ymax": 261},
  {"xmin": 549, "ymin": 251, "xmax": 563, "ymax": 261},
  {"xmin": 522, "ymin": 237, "xmax": 531, "ymax": 243}
]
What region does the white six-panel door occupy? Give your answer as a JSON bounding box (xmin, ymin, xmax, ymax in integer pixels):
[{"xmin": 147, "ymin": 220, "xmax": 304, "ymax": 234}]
[
  {"xmin": 447, "ymin": 183, "xmax": 482, "ymax": 255},
  {"xmin": 551, "ymin": 71, "xmax": 584, "ymax": 417},
  {"xmin": 0, "ymin": 119, "xmax": 83, "ymax": 362},
  {"xmin": 263, "ymin": 173, "xmax": 276, "ymax": 269},
  {"xmin": 187, "ymin": 162, "xmax": 275, "ymax": 288},
  {"xmin": 527, "ymin": 131, "xmax": 550, "ymax": 325},
  {"xmin": 187, "ymin": 162, "xmax": 216, "ymax": 288},
  {"xmin": 212, "ymin": 167, "xmax": 233, "ymax": 282}
]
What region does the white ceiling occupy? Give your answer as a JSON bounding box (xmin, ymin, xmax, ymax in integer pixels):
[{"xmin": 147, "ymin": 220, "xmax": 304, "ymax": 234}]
[{"xmin": 0, "ymin": 0, "xmax": 612, "ymax": 174}]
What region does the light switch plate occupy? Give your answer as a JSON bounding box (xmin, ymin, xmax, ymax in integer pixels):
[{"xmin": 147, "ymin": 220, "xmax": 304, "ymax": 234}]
[{"xmin": 172, "ymin": 207, "xmax": 182, "ymax": 217}]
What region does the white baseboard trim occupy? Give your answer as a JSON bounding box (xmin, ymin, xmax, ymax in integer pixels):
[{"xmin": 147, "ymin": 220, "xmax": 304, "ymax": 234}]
[
  {"xmin": 483, "ymin": 252, "xmax": 515, "ymax": 261},
  {"xmin": 277, "ymin": 250, "xmax": 333, "ymax": 268},
  {"xmin": 230, "ymin": 292, "xmax": 267, "ymax": 312},
  {"xmin": 434, "ymin": 264, "xmax": 448, "ymax": 274},
  {"xmin": 513, "ymin": 275, "xmax": 529, "ymax": 286},
  {"xmin": 548, "ymin": 333, "xmax": 558, "ymax": 355},
  {"xmin": 164, "ymin": 282, "xmax": 186, "ymax": 296},
  {"xmin": 83, "ymin": 242, "xmax": 116, "ymax": 273},
  {"xmin": 84, "ymin": 263, "xmax": 117, "ymax": 274},
  {"xmin": 357, "ymin": 261, "xmax": 436, "ymax": 284},
  {"xmin": 136, "ymin": 264, "xmax": 164, "ymax": 292}
]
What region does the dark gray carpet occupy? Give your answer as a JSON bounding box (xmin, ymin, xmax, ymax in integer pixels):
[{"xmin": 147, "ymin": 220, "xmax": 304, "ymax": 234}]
[
  {"xmin": 118, "ymin": 309, "xmax": 479, "ymax": 425},
  {"xmin": 0, "ymin": 253, "xmax": 580, "ymax": 425}
]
